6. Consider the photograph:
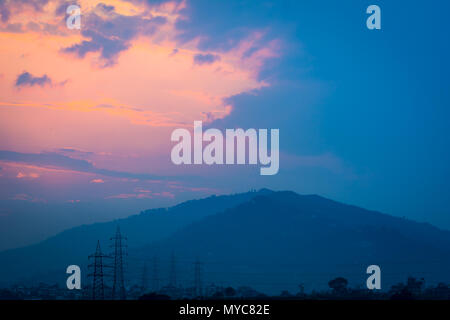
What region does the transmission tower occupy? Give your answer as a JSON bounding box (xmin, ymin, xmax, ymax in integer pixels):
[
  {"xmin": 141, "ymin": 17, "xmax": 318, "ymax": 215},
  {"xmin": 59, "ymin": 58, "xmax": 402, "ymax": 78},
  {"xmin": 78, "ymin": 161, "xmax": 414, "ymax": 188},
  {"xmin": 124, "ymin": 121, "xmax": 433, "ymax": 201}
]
[
  {"xmin": 88, "ymin": 240, "xmax": 110, "ymax": 300},
  {"xmin": 169, "ymin": 252, "xmax": 177, "ymax": 287},
  {"xmin": 152, "ymin": 255, "xmax": 160, "ymax": 292},
  {"xmin": 142, "ymin": 263, "xmax": 148, "ymax": 292},
  {"xmin": 111, "ymin": 226, "xmax": 127, "ymax": 300},
  {"xmin": 194, "ymin": 257, "xmax": 203, "ymax": 297}
]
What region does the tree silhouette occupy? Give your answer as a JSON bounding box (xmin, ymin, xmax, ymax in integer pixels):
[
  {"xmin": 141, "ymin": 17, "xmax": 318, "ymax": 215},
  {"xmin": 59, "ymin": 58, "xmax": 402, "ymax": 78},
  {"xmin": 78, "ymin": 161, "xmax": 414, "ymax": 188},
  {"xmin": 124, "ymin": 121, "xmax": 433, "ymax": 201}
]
[
  {"xmin": 328, "ymin": 277, "xmax": 348, "ymax": 294},
  {"xmin": 224, "ymin": 287, "xmax": 236, "ymax": 297}
]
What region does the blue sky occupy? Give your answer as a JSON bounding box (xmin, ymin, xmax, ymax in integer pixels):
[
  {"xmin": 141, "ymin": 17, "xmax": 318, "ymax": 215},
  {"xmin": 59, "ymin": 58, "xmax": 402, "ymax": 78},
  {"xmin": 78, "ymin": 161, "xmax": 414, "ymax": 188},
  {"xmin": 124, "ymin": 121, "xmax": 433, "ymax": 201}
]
[{"xmin": 195, "ymin": 0, "xmax": 450, "ymax": 225}]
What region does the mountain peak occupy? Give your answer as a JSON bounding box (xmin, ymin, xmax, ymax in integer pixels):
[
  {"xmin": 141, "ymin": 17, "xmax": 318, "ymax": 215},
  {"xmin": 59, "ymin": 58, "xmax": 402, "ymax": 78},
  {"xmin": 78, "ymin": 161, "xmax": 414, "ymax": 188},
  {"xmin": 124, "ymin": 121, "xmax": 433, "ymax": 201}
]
[{"xmin": 256, "ymin": 188, "xmax": 275, "ymax": 194}]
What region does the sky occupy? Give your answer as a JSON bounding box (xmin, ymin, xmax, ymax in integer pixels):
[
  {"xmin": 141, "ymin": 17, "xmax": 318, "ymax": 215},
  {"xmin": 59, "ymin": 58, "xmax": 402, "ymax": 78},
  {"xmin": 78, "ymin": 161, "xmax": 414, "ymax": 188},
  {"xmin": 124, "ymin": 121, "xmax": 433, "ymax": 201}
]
[{"xmin": 0, "ymin": 0, "xmax": 449, "ymax": 250}]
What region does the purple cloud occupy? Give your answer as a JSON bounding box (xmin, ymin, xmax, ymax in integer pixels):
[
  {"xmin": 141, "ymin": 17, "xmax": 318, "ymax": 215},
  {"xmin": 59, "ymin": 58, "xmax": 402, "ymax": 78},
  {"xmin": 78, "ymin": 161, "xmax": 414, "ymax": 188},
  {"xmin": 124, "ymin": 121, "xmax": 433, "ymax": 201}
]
[
  {"xmin": 61, "ymin": 3, "xmax": 167, "ymax": 67},
  {"xmin": 1, "ymin": 22, "xmax": 23, "ymax": 33},
  {"xmin": 15, "ymin": 71, "xmax": 52, "ymax": 87},
  {"xmin": 0, "ymin": 0, "xmax": 49, "ymax": 22},
  {"xmin": 193, "ymin": 53, "xmax": 220, "ymax": 65},
  {"xmin": 0, "ymin": 150, "xmax": 171, "ymax": 181},
  {"xmin": 0, "ymin": 0, "xmax": 11, "ymax": 22}
]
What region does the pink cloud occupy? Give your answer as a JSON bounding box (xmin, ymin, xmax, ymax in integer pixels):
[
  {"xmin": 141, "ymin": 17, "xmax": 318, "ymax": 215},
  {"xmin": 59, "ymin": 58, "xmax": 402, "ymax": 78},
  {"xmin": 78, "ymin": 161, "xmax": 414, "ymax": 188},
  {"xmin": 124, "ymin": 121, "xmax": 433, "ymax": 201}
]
[
  {"xmin": 90, "ymin": 178, "xmax": 105, "ymax": 183},
  {"xmin": 16, "ymin": 171, "xmax": 39, "ymax": 179},
  {"xmin": 152, "ymin": 191, "xmax": 175, "ymax": 199}
]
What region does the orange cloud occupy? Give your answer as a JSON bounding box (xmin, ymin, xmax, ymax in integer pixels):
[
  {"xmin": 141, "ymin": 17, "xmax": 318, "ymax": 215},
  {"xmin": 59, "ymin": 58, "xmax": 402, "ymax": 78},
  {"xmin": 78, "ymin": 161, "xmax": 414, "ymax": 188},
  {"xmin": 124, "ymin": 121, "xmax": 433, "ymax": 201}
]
[{"xmin": 0, "ymin": 0, "xmax": 280, "ymax": 180}]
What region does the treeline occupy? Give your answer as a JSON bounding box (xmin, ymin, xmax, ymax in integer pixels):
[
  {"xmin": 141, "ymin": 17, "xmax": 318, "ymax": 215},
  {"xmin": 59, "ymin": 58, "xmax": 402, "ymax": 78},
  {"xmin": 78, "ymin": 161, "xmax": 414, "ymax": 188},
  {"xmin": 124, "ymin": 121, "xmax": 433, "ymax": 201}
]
[{"xmin": 140, "ymin": 277, "xmax": 450, "ymax": 301}]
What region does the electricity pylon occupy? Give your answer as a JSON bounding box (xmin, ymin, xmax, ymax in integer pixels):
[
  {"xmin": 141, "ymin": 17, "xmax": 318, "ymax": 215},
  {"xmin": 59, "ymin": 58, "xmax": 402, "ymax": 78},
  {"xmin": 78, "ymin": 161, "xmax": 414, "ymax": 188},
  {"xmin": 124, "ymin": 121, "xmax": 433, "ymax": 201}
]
[
  {"xmin": 152, "ymin": 255, "xmax": 160, "ymax": 292},
  {"xmin": 111, "ymin": 226, "xmax": 127, "ymax": 300},
  {"xmin": 88, "ymin": 241, "xmax": 110, "ymax": 300},
  {"xmin": 194, "ymin": 257, "xmax": 203, "ymax": 297},
  {"xmin": 169, "ymin": 252, "xmax": 177, "ymax": 287},
  {"xmin": 142, "ymin": 262, "xmax": 148, "ymax": 292}
]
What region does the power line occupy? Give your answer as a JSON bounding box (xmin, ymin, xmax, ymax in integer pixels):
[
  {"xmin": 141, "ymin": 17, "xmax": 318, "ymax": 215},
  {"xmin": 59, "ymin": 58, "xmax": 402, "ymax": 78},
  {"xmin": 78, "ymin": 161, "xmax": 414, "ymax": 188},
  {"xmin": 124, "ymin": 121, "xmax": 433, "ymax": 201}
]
[{"xmin": 127, "ymin": 255, "xmax": 449, "ymax": 268}]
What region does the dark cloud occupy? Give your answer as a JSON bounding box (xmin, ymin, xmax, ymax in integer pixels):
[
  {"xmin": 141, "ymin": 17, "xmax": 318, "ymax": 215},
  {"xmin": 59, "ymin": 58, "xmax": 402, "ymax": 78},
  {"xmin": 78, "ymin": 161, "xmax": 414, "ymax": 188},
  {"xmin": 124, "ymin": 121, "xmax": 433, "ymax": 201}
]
[
  {"xmin": 128, "ymin": 0, "xmax": 180, "ymax": 7},
  {"xmin": 173, "ymin": 0, "xmax": 288, "ymax": 83},
  {"xmin": 0, "ymin": 150, "xmax": 92, "ymax": 171},
  {"xmin": 15, "ymin": 71, "xmax": 52, "ymax": 87},
  {"xmin": 1, "ymin": 22, "xmax": 23, "ymax": 33},
  {"xmin": 56, "ymin": 147, "xmax": 94, "ymax": 156},
  {"xmin": 25, "ymin": 21, "xmax": 40, "ymax": 31},
  {"xmin": 16, "ymin": 0, "xmax": 49, "ymax": 11},
  {"xmin": 95, "ymin": 3, "xmax": 115, "ymax": 13},
  {"xmin": 24, "ymin": 20, "xmax": 66, "ymax": 35},
  {"xmin": 175, "ymin": 0, "xmax": 281, "ymax": 52},
  {"xmin": 63, "ymin": 30, "xmax": 130, "ymax": 66},
  {"xmin": 62, "ymin": 4, "xmax": 167, "ymax": 67},
  {"xmin": 193, "ymin": 53, "xmax": 220, "ymax": 65},
  {"xmin": 0, "ymin": 0, "xmax": 11, "ymax": 22},
  {"xmin": 54, "ymin": 1, "xmax": 81, "ymax": 17},
  {"xmin": 0, "ymin": 0, "xmax": 49, "ymax": 22},
  {"xmin": 0, "ymin": 150, "xmax": 169, "ymax": 181}
]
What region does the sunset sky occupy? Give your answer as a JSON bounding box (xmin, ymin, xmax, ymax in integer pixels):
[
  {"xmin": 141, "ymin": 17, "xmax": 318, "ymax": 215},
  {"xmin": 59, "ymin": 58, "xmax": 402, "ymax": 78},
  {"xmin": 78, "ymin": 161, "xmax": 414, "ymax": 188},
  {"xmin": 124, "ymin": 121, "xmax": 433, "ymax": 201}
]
[{"xmin": 0, "ymin": 0, "xmax": 449, "ymax": 250}]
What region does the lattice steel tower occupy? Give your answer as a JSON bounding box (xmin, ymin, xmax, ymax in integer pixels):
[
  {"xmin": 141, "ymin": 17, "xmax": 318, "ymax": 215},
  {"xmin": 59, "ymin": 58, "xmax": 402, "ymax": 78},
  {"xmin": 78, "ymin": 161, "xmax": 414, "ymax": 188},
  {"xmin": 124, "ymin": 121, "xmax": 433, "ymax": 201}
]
[
  {"xmin": 194, "ymin": 257, "xmax": 203, "ymax": 297},
  {"xmin": 88, "ymin": 240, "xmax": 109, "ymax": 300},
  {"xmin": 141, "ymin": 262, "xmax": 148, "ymax": 292},
  {"xmin": 169, "ymin": 252, "xmax": 177, "ymax": 287},
  {"xmin": 111, "ymin": 226, "xmax": 127, "ymax": 300},
  {"xmin": 152, "ymin": 255, "xmax": 160, "ymax": 292}
]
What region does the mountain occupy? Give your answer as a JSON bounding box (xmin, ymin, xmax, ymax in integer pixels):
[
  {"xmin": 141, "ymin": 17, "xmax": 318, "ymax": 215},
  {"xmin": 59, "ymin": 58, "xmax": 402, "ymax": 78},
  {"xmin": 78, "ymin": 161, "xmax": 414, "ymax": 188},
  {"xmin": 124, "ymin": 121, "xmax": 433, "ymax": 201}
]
[
  {"xmin": 130, "ymin": 191, "xmax": 450, "ymax": 293},
  {"xmin": 1, "ymin": 189, "xmax": 450, "ymax": 294},
  {"xmin": 0, "ymin": 189, "xmax": 273, "ymax": 285}
]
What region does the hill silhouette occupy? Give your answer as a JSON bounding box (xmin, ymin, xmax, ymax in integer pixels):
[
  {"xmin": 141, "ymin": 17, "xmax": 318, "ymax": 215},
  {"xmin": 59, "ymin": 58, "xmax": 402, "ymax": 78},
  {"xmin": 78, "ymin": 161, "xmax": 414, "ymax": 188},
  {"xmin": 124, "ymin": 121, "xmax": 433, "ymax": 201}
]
[
  {"xmin": 0, "ymin": 189, "xmax": 272, "ymax": 285},
  {"xmin": 0, "ymin": 189, "xmax": 449, "ymax": 294},
  {"xmin": 130, "ymin": 191, "xmax": 450, "ymax": 293}
]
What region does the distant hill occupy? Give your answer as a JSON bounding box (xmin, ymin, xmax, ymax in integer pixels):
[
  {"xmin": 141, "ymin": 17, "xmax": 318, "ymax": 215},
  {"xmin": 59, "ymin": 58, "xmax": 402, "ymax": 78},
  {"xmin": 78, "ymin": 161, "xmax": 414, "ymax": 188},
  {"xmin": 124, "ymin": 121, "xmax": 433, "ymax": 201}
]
[
  {"xmin": 1, "ymin": 189, "xmax": 450, "ymax": 294},
  {"xmin": 0, "ymin": 189, "xmax": 273, "ymax": 285},
  {"xmin": 130, "ymin": 191, "xmax": 450, "ymax": 293}
]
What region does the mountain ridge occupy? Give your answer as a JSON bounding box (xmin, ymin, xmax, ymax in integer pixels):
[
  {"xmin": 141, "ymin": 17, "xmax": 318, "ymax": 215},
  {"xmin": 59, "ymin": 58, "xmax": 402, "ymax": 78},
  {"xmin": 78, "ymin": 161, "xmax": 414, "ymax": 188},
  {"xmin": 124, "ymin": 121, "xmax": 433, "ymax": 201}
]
[
  {"xmin": 0, "ymin": 189, "xmax": 274, "ymax": 284},
  {"xmin": 1, "ymin": 189, "xmax": 449, "ymax": 293},
  {"xmin": 130, "ymin": 191, "xmax": 450, "ymax": 293}
]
